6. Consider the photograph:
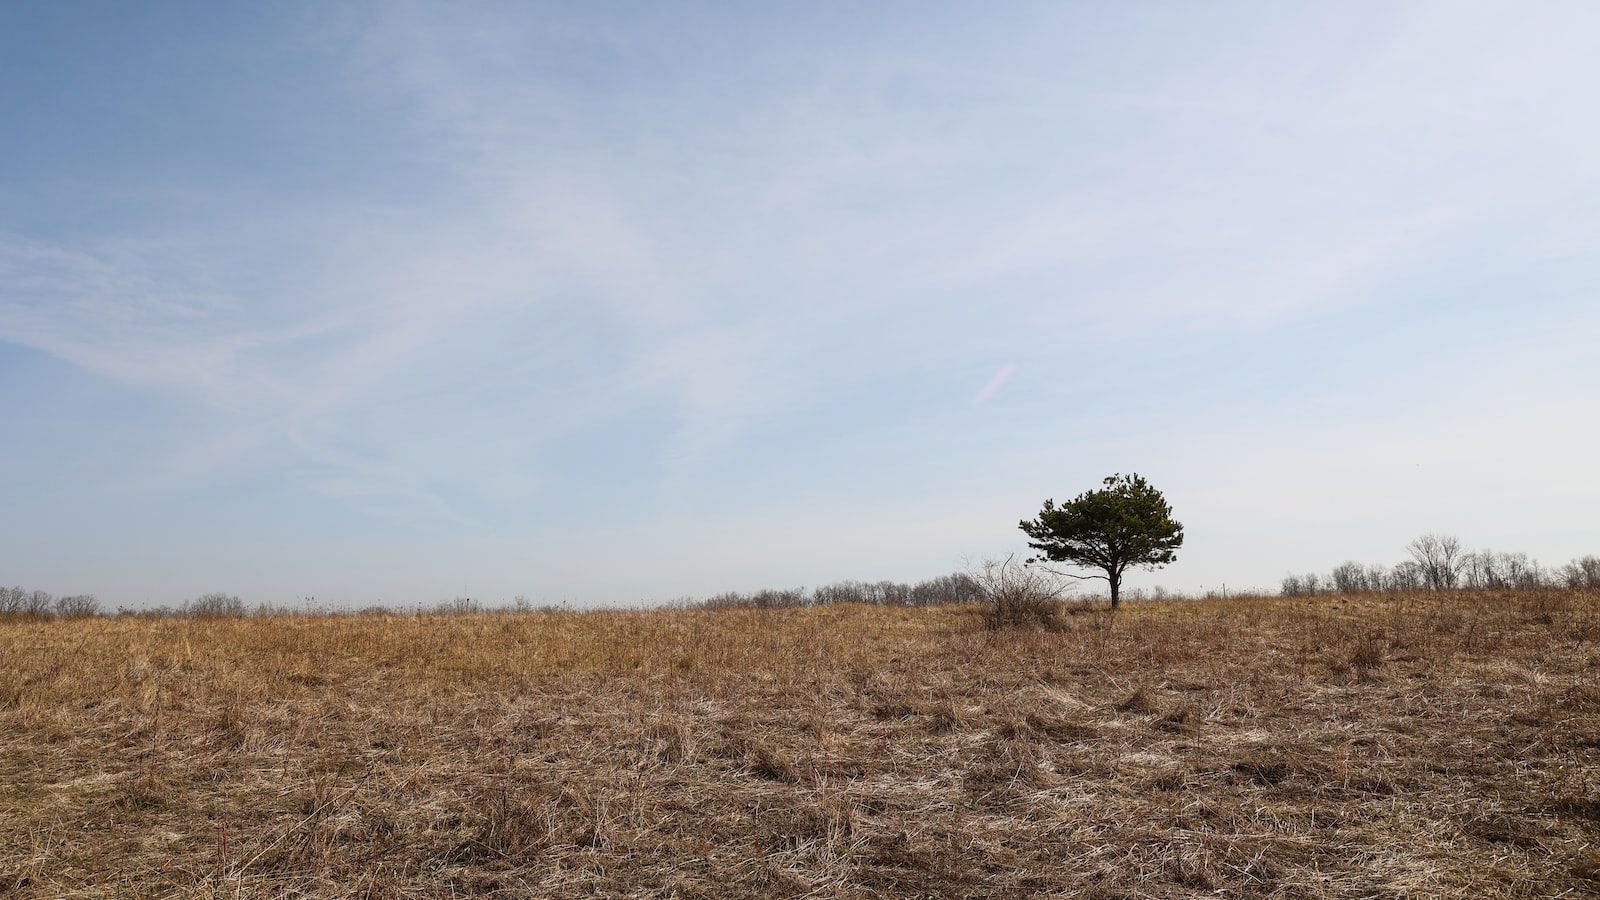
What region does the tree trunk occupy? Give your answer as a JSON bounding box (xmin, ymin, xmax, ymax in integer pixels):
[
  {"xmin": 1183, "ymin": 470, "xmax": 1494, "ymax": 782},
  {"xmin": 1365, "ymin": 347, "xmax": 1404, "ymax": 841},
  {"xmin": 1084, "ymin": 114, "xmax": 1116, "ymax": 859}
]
[{"xmin": 1108, "ymin": 572, "xmax": 1121, "ymax": 611}]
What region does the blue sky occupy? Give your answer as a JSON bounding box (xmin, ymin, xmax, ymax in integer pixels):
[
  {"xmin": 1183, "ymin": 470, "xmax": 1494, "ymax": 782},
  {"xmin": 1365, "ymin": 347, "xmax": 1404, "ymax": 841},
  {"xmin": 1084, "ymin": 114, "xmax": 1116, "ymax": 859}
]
[{"xmin": 3, "ymin": 2, "xmax": 1597, "ymax": 608}]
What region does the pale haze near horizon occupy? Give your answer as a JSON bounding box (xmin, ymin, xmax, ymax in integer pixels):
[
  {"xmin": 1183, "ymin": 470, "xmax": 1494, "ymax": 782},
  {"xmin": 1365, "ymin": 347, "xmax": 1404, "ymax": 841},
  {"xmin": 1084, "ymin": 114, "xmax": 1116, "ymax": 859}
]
[{"xmin": 2, "ymin": 3, "xmax": 1596, "ymax": 609}]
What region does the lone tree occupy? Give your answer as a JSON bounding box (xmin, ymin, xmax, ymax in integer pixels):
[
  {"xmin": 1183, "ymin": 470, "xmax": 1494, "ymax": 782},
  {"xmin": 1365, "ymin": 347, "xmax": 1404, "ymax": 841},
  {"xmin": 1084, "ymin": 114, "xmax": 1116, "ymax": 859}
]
[{"xmin": 1019, "ymin": 473, "xmax": 1184, "ymax": 610}]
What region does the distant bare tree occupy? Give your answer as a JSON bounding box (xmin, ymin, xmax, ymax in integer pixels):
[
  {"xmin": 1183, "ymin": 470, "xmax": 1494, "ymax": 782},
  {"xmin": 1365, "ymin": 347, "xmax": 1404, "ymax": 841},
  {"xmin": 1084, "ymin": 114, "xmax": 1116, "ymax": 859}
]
[
  {"xmin": 1408, "ymin": 534, "xmax": 1465, "ymax": 591},
  {"xmin": 1494, "ymin": 552, "xmax": 1542, "ymax": 589},
  {"xmin": 182, "ymin": 592, "xmax": 246, "ymax": 617},
  {"xmin": 750, "ymin": 588, "xmax": 808, "ymax": 608},
  {"xmin": 810, "ymin": 582, "xmax": 860, "ymax": 606},
  {"xmin": 909, "ymin": 573, "xmax": 983, "ymax": 606},
  {"xmin": 1282, "ymin": 543, "xmax": 1576, "ymax": 599},
  {"xmin": 54, "ymin": 594, "xmax": 99, "ymax": 618},
  {"xmin": 1561, "ymin": 556, "xmax": 1600, "ymax": 589},
  {"xmin": 1366, "ymin": 564, "xmax": 1390, "ymax": 590},
  {"xmin": 1387, "ymin": 561, "xmax": 1424, "ymax": 592},
  {"xmin": 1460, "ymin": 549, "xmax": 1547, "ymax": 590},
  {"xmin": 1331, "ymin": 561, "xmax": 1373, "ymax": 593},
  {"xmin": 22, "ymin": 590, "xmax": 54, "ymax": 616},
  {"xmin": 869, "ymin": 581, "xmax": 912, "ymax": 606},
  {"xmin": 1461, "ymin": 551, "xmax": 1491, "ymax": 589},
  {"xmin": 1281, "ymin": 572, "xmax": 1333, "ymax": 597}
]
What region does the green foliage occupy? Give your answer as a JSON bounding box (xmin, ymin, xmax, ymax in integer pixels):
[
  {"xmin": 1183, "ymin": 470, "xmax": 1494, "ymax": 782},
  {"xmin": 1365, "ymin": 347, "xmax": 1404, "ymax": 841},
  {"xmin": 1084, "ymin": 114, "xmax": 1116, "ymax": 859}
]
[{"xmin": 1019, "ymin": 473, "xmax": 1184, "ymax": 609}]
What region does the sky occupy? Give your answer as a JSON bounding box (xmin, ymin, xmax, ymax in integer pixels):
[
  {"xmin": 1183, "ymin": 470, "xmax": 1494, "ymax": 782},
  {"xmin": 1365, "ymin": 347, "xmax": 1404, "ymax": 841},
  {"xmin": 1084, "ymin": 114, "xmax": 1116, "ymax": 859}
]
[{"xmin": 2, "ymin": 2, "xmax": 1597, "ymax": 609}]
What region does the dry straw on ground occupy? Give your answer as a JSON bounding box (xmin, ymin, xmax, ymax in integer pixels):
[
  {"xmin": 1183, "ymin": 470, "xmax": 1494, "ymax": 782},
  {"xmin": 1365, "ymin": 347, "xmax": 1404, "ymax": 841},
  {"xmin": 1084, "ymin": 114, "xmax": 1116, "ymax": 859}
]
[{"xmin": 2, "ymin": 589, "xmax": 1598, "ymax": 898}]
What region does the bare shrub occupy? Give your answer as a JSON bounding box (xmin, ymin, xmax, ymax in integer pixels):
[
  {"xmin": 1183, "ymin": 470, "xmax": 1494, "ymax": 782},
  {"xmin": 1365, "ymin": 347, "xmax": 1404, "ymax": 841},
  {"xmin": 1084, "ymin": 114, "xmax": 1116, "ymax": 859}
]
[
  {"xmin": 1348, "ymin": 629, "xmax": 1387, "ymax": 673},
  {"xmin": 976, "ymin": 556, "xmax": 1071, "ymax": 628},
  {"xmin": 431, "ymin": 596, "xmax": 481, "ymax": 615}
]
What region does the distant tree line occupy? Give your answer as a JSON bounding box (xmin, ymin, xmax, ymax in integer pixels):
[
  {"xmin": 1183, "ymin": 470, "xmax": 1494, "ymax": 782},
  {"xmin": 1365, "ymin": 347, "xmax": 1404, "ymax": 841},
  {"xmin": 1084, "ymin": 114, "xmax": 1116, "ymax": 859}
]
[
  {"xmin": 0, "ymin": 587, "xmax": 254, "ymax": 620},
  {"xmin": 0, "ymin": 586, "xmax": 100, "ymax": 618},
  {"xmin": 12, "ymin": 546, "xmax": 1597, "ymax": 621},
  {"xmin": 687, "ymin": 573, "xmax": 984, "ymax": 610},
  {"xmin": 1282, "ymin": 534, "xmax": 1600, "ymax": 596},
  {"xmin": 0, "ymin": 573, "xmax": 990, "ymax": 621}
]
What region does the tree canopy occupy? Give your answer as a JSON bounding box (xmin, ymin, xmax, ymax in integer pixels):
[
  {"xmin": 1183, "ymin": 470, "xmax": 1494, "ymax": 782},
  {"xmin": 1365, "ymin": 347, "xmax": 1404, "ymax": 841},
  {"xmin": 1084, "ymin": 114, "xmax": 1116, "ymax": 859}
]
[{"xmin": 1018, "ymin": 473, "xmax": 1184, "ymax": 610}]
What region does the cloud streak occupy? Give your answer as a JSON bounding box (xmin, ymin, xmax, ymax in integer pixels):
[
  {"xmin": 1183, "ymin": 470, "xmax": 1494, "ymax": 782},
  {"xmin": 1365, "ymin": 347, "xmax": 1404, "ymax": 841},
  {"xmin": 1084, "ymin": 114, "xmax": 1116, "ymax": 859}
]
[{"xmin": 970, "ymin": 364, "xmax": 1016, "ymax": 408}]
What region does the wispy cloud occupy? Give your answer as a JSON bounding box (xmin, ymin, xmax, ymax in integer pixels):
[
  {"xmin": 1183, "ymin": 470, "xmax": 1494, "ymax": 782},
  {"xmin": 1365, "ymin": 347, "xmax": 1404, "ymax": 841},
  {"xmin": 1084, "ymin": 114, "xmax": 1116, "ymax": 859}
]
[{"xmin": 970, "ymin": 364, "xmax": 1016, "ymax": 408}]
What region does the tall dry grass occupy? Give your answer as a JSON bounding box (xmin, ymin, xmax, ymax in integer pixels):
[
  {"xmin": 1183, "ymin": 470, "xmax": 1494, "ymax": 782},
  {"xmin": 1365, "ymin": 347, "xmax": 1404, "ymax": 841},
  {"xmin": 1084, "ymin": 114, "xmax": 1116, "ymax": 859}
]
[{"xmin": 2, "ymin": 590, "xmax": 1598, "ymax": 898}]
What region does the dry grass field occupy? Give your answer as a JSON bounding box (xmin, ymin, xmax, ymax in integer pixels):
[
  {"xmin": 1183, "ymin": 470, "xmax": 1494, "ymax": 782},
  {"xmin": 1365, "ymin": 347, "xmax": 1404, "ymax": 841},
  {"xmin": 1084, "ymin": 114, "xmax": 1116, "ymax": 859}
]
[{"xmin": 3, "ymin": 590, "xmax": 1599, "ymax": 898}]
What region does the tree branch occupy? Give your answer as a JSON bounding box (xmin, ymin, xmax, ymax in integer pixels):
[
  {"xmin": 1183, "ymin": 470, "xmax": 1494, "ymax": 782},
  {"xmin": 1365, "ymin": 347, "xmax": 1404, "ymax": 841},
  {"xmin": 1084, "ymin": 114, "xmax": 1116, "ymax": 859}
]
[{"xmin": 1026, "ymin": 563, "xmax": 1103, "ymax": 582}]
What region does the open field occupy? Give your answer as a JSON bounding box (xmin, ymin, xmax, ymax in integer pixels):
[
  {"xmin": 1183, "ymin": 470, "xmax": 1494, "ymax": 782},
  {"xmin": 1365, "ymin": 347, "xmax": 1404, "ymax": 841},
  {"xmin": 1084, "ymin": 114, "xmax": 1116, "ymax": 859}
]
[{"xmin": 3, "ymin": 590, "xmax": 1599, "ymax": 898}]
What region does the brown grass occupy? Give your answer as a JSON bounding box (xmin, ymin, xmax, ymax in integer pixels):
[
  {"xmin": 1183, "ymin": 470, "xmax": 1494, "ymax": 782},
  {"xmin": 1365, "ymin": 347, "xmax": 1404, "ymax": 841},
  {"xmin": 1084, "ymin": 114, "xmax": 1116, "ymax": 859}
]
[{"xmin": 2, "ymin": 589, "xmax": 1598, "ymax": 898}]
